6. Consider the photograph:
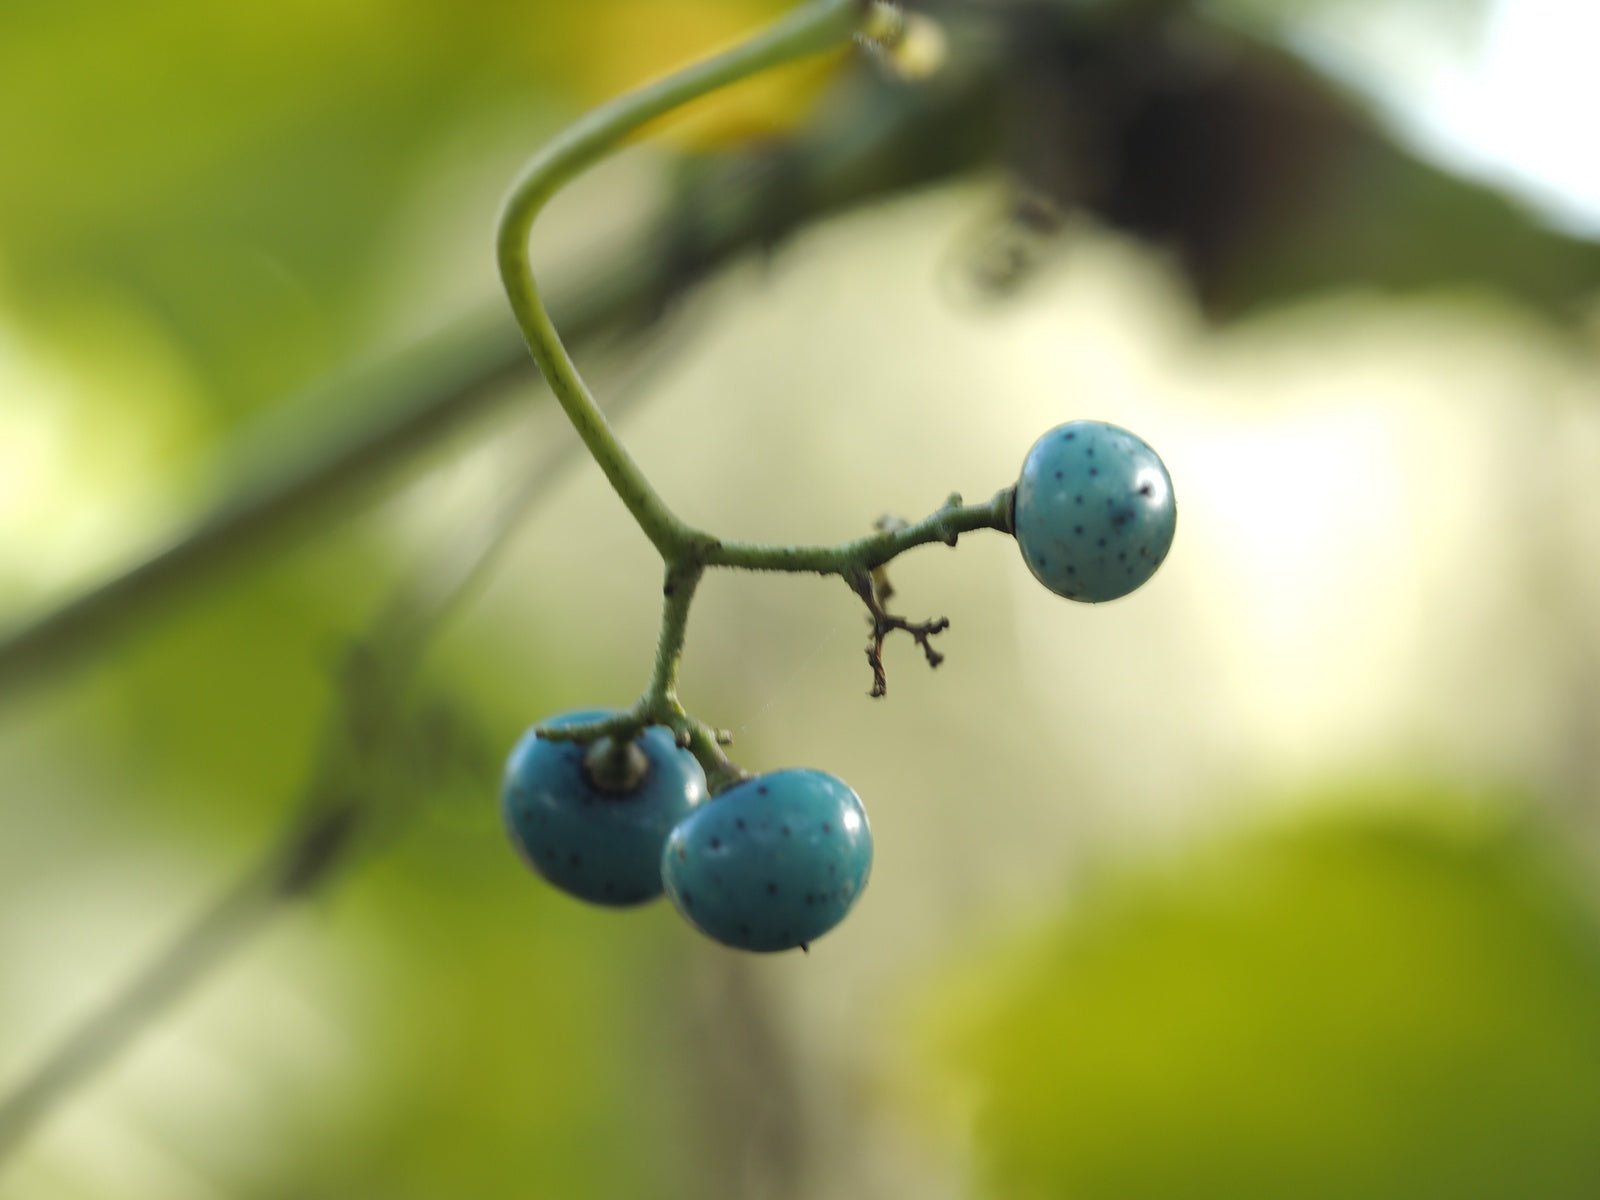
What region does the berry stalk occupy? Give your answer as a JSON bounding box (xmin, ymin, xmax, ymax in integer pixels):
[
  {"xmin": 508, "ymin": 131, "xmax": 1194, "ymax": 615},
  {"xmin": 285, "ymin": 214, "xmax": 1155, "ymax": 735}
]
[
  {"xmin": 498, "ymin": 1, "xmax": 1039, "ymax": 783},
  {"xmin": 704, "ymin": 488, "xmax": 1015, "ymax": 572}
]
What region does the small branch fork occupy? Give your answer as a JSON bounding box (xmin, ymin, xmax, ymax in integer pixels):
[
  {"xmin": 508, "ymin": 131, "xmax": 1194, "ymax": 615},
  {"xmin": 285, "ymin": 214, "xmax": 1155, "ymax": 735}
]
[
  {"xmin": 497, "ymin": 0, "xmax": 1006, "ymax": 783},
  {"xmin": 848, "ymin": 566, "xmax": 949, "ymax": 698},
  {"xmin": 534, "ymin": 484, "xmax": 1013, "ymax": 780},
  {"xmin": 843, "ymin": 505, "xmax": 964, "ymax": 696}
]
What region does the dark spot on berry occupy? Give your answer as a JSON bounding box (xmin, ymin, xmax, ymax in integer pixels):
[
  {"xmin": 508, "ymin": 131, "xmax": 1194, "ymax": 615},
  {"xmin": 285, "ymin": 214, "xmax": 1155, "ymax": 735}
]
[
  {"xmin": 736, "ymin": 818, "xmax": 746, "ymax": 831},
  {"xmin": 805, "ymin": 893, "xmax": 816, "ymax": 905},
  {"xmin": 710, "ymin": 837, "xmax": 721, "ymax": 850},
  {"xmin": 1118, "ymin": 552, "xmax": 1127, "ymax": 561},
  {"xmin": 682, "ymin": 891, "xmax": 694, "ymax": 908},
  {"xmin": 1075, "ymin": 494, "xmax": 1084, "ymax": 505},
  {"xmin": 757, "ymin": 785, "xmax": 769, "ymax": 796},
  {"xmin": 1037, "ymin": 556, "xmax": 1048, "ymax": 567},
  {"xmin": 1139, "ymin": 546, "xmax": 1150, "ymax": 556},
  {"xmin": 568, "ymin": 852, "xmax": 581, "ymax": 868},
  {"xmin": 1074, "ymin": 525, "xmax": 1083, "ymax": 535},
  {"xmin": 739, "ymin": 923, "xmax": 751, "ymax": 937},
  {"xmin": 1086, "ymin": 446, "xmax": 1095, "ymax": 456},
  {"xmin": 767, "ymin": 881, "xmax": 778, "ymax": 896},
  {"xmin": 1089, "ymin": 467, "xmax": 1099, "ymax": 477},
  {"xmin": 1097, "ymin": 537, "xmax": 1106, "ymax": 548},
  {"xmin": 1054, "ymin": 469, "xmax": 1063, "ymax": 480},
  {"xmin": 1138, "ymin": 483, "xmax": 1154, "ymax": 497},
  {"xmin": 1067, "ymin": 565, "xmax": 1076, "ymax": 575},
  {"xmin": 781, "ymin": 824, "xmax": 791, "ymax": 837},
  {"xmin": 1064, "ymin": 431, "xmax": 1076, "ymax": 440},
  {"xmin": 676, "ymin": 846, "xmax": 687, "ymax": 861},
  {"xmin": 822, "ymin": 822, "xmax": 832, "ymax": 834}
]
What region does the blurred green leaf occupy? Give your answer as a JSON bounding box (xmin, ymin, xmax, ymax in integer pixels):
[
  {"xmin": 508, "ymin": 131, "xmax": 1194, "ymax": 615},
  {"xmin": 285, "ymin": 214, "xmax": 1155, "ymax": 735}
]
[{"xmin": 939, "ymin": 791, "xmax": 1600, "ymax": 1199}]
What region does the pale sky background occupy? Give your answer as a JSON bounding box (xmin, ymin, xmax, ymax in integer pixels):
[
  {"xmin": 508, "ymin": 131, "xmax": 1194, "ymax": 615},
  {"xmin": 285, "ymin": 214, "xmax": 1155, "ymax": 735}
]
[{"xmin": 1294, "ymin": 0, "xmax": 1600, "ymax": 236}]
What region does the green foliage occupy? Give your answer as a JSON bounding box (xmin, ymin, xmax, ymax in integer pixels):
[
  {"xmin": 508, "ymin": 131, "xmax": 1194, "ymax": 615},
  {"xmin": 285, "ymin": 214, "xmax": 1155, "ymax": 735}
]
[
  {"xmin": 5, "ymin": 0, "xmax": 1598, "ymax": 1194},
  {"xmin": 942, "ymin": 795, "xmax": 1600, "ymax": 1199},
  {"xmin": 301, "ymin": 845, "xmax": 696, "ymax": 1200}
]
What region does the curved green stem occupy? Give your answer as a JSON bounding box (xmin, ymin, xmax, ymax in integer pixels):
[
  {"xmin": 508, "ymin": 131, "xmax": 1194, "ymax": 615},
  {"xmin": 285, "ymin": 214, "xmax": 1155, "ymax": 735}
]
[
  {"xmin": 497, "ymin": 0, "xmax": 866, "ymax": 558},
  {"xmin": 503, "ymin": 0, "xmax": 1004, "ymax": 756}
]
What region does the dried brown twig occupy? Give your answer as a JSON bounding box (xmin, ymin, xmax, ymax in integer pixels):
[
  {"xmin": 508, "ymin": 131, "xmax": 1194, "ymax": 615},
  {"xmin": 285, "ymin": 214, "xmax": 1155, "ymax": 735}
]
[{"xmin": 847, "ymin": 559, "xmax": 951, "ymax": 699}]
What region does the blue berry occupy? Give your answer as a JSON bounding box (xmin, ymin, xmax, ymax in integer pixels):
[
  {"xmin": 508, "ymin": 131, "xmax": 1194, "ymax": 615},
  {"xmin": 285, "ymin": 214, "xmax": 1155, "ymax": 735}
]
[
  {"xmin": 660, "ymin": 769, "xmax": 872, "ymax": 953},
  {"xmin": 502, "ymin": 709, "xmax": 707, "ymax": 907},
  {"xmin": 1013, "ymin": 420, "xmax": 1176, "ymax": 602}
]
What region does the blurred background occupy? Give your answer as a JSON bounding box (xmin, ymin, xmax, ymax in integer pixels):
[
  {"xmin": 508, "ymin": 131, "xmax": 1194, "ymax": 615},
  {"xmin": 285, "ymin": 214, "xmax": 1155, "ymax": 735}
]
[{"xmin": 3, "ymin": 0, "xmax": 1600, "ymax": 1196}]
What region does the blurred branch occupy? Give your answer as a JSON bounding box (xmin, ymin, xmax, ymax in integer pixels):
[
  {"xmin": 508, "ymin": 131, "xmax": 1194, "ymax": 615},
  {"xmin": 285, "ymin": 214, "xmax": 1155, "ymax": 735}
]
[
  {"xmin": 0, "ymin": 308, "xmax": 517, "ymax": 701},
  {"xmin": 683, "ymin": 958, "xmax": 812, "ymax": 1200},
  {"xmin": 0, "ymin": 334, "xmax": 679, "ymax": 1168},
  {"xmin": 0, "ymin": 800, "xmax": 355, "ymax": 1164}
]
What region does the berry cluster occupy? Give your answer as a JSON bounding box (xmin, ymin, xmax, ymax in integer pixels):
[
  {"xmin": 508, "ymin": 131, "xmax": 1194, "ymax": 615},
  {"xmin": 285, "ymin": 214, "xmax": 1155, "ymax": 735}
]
[
  {"xmin": 502, "ymin": 421, "xmax": 1174, "ymax": 953},
  {"xmin": 505, "ymin": 714, "xmax": 870, "ymax": 952}
]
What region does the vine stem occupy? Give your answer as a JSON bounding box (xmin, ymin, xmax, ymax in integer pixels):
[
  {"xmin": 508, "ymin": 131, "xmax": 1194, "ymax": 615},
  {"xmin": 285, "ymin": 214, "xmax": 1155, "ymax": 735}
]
[
  {"xmin": 499, "ymin": 0, "xmax": 1010, "ymax": 770},
  {"xmin": 497, "ymin": 0, "xmax": 868, "ymax": 560}
]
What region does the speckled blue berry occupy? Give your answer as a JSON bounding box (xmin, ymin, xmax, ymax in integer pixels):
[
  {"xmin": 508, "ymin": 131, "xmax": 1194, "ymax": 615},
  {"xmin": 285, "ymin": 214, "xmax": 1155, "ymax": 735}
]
[
  {"xmin": 502, "ymin": 709, "xmax": 707, "ymax": 907},
  {"xmin": 1013, "ymin": 420, "xmax": 1176, "ymax": 602},
  {"xmin": 660, "ymin": 769, "xmax": 872, "ymax": 953}
]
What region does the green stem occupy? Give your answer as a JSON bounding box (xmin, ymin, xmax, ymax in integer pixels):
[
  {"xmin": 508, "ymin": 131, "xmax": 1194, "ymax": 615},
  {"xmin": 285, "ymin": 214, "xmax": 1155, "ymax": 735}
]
[
  {"xmin": 705, "ymin": 488, "xmax": 1014, "ymax": 573},
  {"xmin": 648, "ymin": 563, "xmax": 704, "ymax": 710},
  {"xmin": 496, "ymin": 0, "xmax": 866, "ymax": 559},
  {"xmin": 503, "ymin": 0, "xmax": 1008, "ymax": 753}
]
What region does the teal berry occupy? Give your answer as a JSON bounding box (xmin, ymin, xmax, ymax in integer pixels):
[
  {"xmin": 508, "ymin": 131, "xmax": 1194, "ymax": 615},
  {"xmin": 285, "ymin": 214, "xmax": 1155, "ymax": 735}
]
[
  {"xmin": 660, "ymin": 769, "xmax": 872, "ymax": 953},
  {"xmin": 502, "ymin": 708, "xmax": 707, "ymax": 907},
  {"xmin": 1013, "ymin": 420, "xmax": 1176, "ymax": 602}
]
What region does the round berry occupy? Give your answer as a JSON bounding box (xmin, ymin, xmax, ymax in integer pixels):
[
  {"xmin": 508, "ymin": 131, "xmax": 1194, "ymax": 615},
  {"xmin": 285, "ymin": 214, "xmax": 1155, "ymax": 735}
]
[
  {"xmin": 502, "ymin": 709, "xmax": 707, "ymax": 907},
  {"xmin": 1013, "ymin": 420, "xmax": 1176, "ymax": 602},
  {"xmin": 660, "ymin": 769, "xmax": 872, "ymax": 953}
]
